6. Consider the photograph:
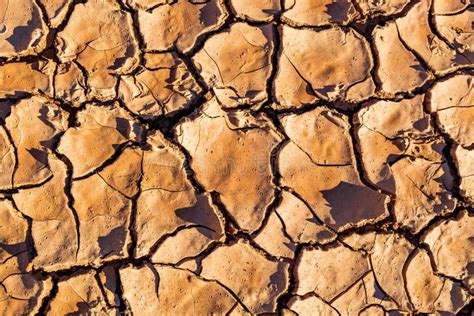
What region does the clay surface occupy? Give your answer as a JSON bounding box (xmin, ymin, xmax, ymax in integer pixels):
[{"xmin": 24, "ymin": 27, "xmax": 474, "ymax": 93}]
[{"xmin": 0, "ymin": 0, "xmax": 472, "ymax": 314}]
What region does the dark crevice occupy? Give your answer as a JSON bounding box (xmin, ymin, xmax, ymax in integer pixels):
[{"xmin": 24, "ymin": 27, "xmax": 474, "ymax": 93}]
[
  {"xmin": 35, "ymin": 276, "xmax": 57, "ymax": 315},
  {"xmin": 9, "ymin": 197, "xmax": 37, "ymax": 261},
  {"xmin": 72, "ymin": 141, "xmax": 138, "ymax": 181},
  {"xmin": 209, "ymin": 191, "xmax": 241, "ymax": 236},
  {"xmin": 348, "ymin": 112, "xmax": 393, "ymax": 198},
  {"xmin": 422, "ymin": 84, "xmax": 469, "ymax": 205},
  {"xmin": 0, "ymin": 0, "xmax": 472, "ymax": 314},
  {"xmin": 276, "ymin": 244, "xmax": 302, "ymax": 313},
  {"xmin": 401, "ymin": 248, "xmax": 417, "ymax": 311},
  {"xmin": 0, "ymin": 124, "xmax": 18, "ymax": 192},
  {"xmin": 94, "ymin": 271, "xmax": 114, "ymax": 309},
  {"xmin": 367, "ymin": 256, "xmax": 400, "ymax": 309},
  {"xmin": 147, "ymin": 224, "xmax": 213, "ymax": 259},
  {"xmin": 265, "ymin": 23, "xmax": 282, "ymax": 107},
  {"xmin": 394, "ymin": 21, "xmax": 435, "ymax": 75},
  {"xmin": 126, "ymin": 150, "xmax": 144, "ymax": 259},
  {"xmin": 50, "ymin": 149, "xmax": 81, "ymax": 259},
  {"xmin": 427, "ymin": 1, "xmax": 472, "ymax": 61},
  {"xmin": 115, "ymin": 275, "xmax": 129, "ymax": 313}
]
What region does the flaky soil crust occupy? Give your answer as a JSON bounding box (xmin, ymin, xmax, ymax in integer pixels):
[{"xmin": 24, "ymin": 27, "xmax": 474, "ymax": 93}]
[{"xmin": 0, "ymin": 0, "xmax": 472, "ymax": 315}]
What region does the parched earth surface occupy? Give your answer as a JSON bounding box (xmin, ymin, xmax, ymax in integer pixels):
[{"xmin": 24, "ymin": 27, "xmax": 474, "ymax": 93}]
[{"xmin": 0, "ymin": 0, "xmax": 473, "ymax": 315}]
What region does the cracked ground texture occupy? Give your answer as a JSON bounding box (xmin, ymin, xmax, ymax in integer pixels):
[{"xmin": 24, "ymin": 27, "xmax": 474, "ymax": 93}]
[{"xmin": 0, "ymin": 0, "xmax": 472, "ymax": 315}]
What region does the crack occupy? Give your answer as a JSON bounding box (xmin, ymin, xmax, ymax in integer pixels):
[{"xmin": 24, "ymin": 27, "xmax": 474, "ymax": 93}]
[
  {"xmin": 264, "ymin": 22, "xmax": 282, "ymax": 108},
  {"xmin": 419, "ymin": 242, "xmax": 472, "ymax": 293},
  {"xmin": 202, "ymin": 48, "xmax": 225, "ymax": 86},
  {"xmin": 0, "ymin": 124, "xmax": 18, "ymax": 191},
  {"xmin": 174, "ymin": 240, "xmax": 221, "ymax": 272},
  {"xmin": 227, "ymin": 63, "xmax": 271, "ymax": 86},
  {"xmin": 0, "ymin": 173, "xmax": 53, "ymax": 194},
  {"xmin": 127, "ymin": 150, "xmax": 143, "ymax": 258},
  {"xmin": 35, "ymin": 276, "xmax": 57, "ymax": 315},
  {"xmin": 50, "ymin": 145, "xmax": 81, "ymax": 259},
  {"xmin": 172, "ymin": 0, "xmax": 233, "ymax": 58},
  {"xmin": 401, "ymin": 247, "xmax": 417, "ymax": 312},
  {"xmin": 8, "ymin": 198, "xmax": 37, "ymax": 261},
  {"xmin": 433, "ymin": 4, "xmax": 473, "ymax": 16},
  {"xmin": 292, "ymin": 138, "xmax": 354, "ymax": 167},
  {"xmin": 405, "ymin": 174, "xmax": 437, "ymax": 202},
  {"xmin": 209, "ymin": 191, "xmax": 241, "ymax": 236},
  {"xmin": 0, "ymin": 250, "xmax": 28, "ymax": 265},
  {"xmin": 33, "ymin": 0, "xmax": 50, "ymax": 29},
  {"xmin": 225, "ymin": 301, "xmax": 240, "ymax": 316},
  {"xmin": 148, "ymin": 261, "xmax": 253, "ymax": 313},
  {"xmin": 249, "ymin": 188, "xmax": 283, "ymax": 238},
  {"xmin": 280, "ymin": 186, "xmax": 335, "ymax": 233},
  {"xmin": 328, "ymin": 270, "xmax": 372, "ymax": 304},
  {"xmin": 351, "ymin": 0, "xmax": 420, "ymax": 34},
  {"xmin": 349, "ymin": 112, "xmax": 394, "ymax": 198},
  {"xmin": 275, "ymin": 243, "xmax": 302, "ymax": 311},
  {"xmin": 112, "ymin": 264, "xmax": 129, "ymax": 313},
  {"xmin": 273, "ymin": 207, "xmax": 298, "ymax": 245},
  {"xmin": 422, "ymin": 87, "xmax": 468, "ymax": 205},
  {"xmin": 94, "ymin": 271, "xmax": 114, "ymax": 308},
  {"xmin": 427, "ymin": 1, "xmax": 472, "ymax": 60},
  {"xmin": 416, "ymin": 205, "xmax": 471, "ymax": 239},
  {"xmin": 394, "ymin": 20, "xmax": 435, "ymax": 76},
  {"xmin": 279, "ymin": 17, "xmax": 342, "ymax": 30},
  {"xmin": 128, "ymin": 75, "xmax": 167, "ymax": 113},
  {"xmin": 118, "ymin": 0, "xmax": 146, "ymax": 68},
  {"xmin": 359, "ymin": 303, "xmax": 391, "ymax": 314},
  {"xmin": 281, "ymin": 51, "xmax": 325, "ymax": 100},
  {"xmin": 70, "ymin": 60, "xmax": 90, "ymax": 97},
  {"xmin": 147, "ymin": 224, "xmax": 215, "ymax": 259},
  {"xmin": 72, "ymin": 141, "xmax": 137, "ymax": 181},
  {"xmin": 367, "ymin": 256, "xmax": 400, "ymax": 309},
  {"xmin": 0, "ymin": 0, "xmax": 472, "ymax": 314}
]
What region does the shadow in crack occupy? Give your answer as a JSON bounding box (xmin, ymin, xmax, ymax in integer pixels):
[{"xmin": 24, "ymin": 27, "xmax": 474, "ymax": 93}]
[
  {"xmin": 19, "ymin": 273, "xmax": 38, "ymax": 291},
  {"xmin": 409, "ymin": 63, "xmax": 429, "ymax": 76},
  {"xmin": 199, "ymin": 1, "xmax": 221, "ymax": 27},
  {"xmin": 195, "ymin": 226, "xmax": 215, "ymax": 239},
  {"xmin": 467, "ymin": 262, "xmax": 474, "ymax": 275},
  {"xmin": 37, "ymin": 106, "xmax": 57, "ymax": 131},
  {"xmin": 316, "ymin": 84, "xmax": 337, "ymax": 98},
  {"xmin": 449, "ymin": 283, "xmax": 466, "ymax": 310},
  {"xmin": 262, "ymin": 8, "xmax": 279, "ymax": 15},
  {"xmin": 412, "ymin": 117, "xmax": 430, "ymax": 132},
  {"xmin": 321, "ymin": 181, "xmax": 386, "ymax": 229},
  {"xmin": 68, "ymin": 302, "xmax": 92, "ymax": 316},
  {"xmin": 175, "ymin": 195, "xmax": 221, "ymax": 236},
  {"xmin": 0, "ymin": 242, "xmax": 30, "ymax": 272},
  {"xmin": 261, "ymin": 261, "xmax": 290, "ymax": 311},
  {"xmin": 5, "ymin": 6, "xmax": 41, "ymax": 52},
  {"xmin": 115, "ymin": 117, "xmax": 131, "ymax": 138},
  {"xmin": 98, "ymin": 226, "xmax": 127, "ymax": 258},
  {"xmin": 109, "ymin": 40, "xmax": 135, "ymax": 71},
  {"xmin": 325, "ymin": 1, "xmax": 352, "ymax": 23},
  {"xmin": 0, "ymin": 241, "xmax": 27, "ymax": 257},
  {"xmin": 146, "ymin": 262, "xmax": 161, "ymax": 299},
  {"xmin": 101, "ymin": 267, "xmax": 118, "ymax": 299},
  {"xmin": 27, "ymin": 148, "xmax": 49, "ymax": 166}
]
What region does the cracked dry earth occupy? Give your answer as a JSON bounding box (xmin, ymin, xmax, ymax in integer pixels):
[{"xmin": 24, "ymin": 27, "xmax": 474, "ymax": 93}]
[{"xmin": 0, "ymin": 0, "xmax": 473, "ymax": 315}]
